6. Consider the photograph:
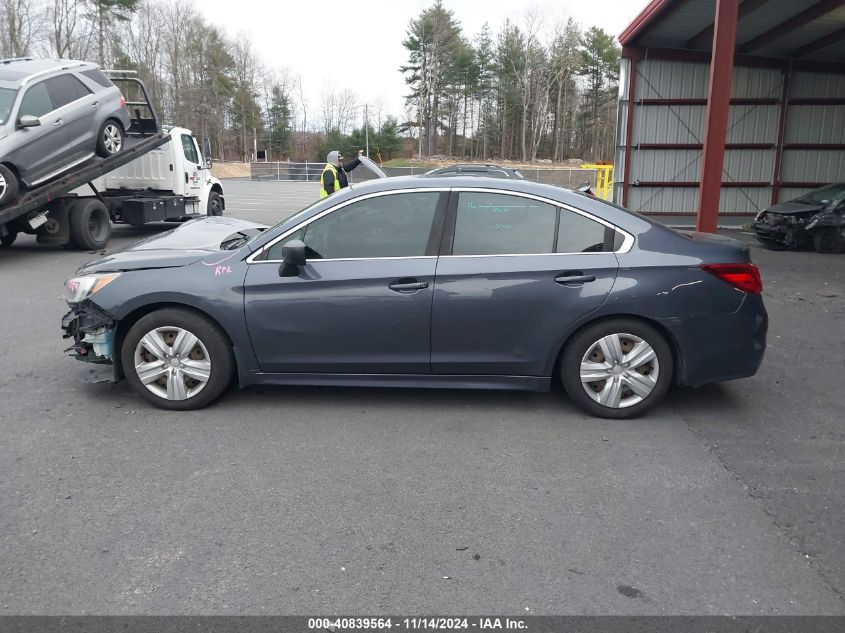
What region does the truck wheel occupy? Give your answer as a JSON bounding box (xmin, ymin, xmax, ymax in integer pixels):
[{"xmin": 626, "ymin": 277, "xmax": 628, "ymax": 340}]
[
  {"xmin": 96, "ymin": 119, "xmax": 124, "ymax": 157},
  {"xmin": 207, "ymin": 191, "xmax": 223, "ymax": 216},
  {"xmin": 69, "ymin": 199, "xmax": 111, "ymax": 250},
  {"xmin": 813, "ymin": 229, "xmax": 845, "ymax": 254},
  {"xmin": 0, "ymin": 231, "xmax": 16, "ymax": 247},
  {"xmin": 0, "ymin": 164, "xmax": 20, "ymax": 207}
]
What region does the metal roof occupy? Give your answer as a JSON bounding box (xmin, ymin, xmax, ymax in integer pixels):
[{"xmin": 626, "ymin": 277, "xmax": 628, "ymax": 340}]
[{"xmin": 620, "ymin": 0, "xmax": 845, "ymax": 63}]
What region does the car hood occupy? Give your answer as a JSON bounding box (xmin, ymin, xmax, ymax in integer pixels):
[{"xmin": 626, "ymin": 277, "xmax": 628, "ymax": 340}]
[
  {"xmin": 77, "ymin": 216, "xmax": 267, "ymax": 274},
  {"xmin": 765, "ymin": 200, "xmax": 825, "ymax": 216}
]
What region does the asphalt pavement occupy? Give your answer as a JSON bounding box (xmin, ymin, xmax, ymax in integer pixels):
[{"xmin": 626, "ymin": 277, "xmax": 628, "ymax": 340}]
[{"xmin": 0, "ymin": 180, "xmax": 843, "ymax": 614}]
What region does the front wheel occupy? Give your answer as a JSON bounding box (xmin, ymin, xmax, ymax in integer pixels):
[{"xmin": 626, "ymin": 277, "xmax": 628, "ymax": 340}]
[
  {"xmin": 207, "ymin": 191, "xmax": 223, "ymax": 216},
  {"xmin": 560, "ymin": 319, "xmax": 674, "ymax": 419},
  {"xmin": 96, "ymin": 119, "xmax": 124, "ymax": 157},
  {"xmin": 813, "ymin": 229, "xmax": 845, "ymax": 254},
  {"xmin": 120, "ymin": 308, "xmax": 234, "ymax": 410},
  {"xmin": 0, "ymin": 164, "xmax": 20, "ymax": 207}
]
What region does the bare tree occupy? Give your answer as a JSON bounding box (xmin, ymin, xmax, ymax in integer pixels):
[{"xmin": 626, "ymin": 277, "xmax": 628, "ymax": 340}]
[{"xmin": 1, "ymin": 0, "xmax": 43, "ymax": 57}]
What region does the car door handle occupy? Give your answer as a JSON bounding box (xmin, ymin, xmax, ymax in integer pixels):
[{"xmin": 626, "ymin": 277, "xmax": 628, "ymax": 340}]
[
  {"xmin": 53, "ymin": 118, "xmax": 63, "ymax": 126},
  {"xmin": 555, "ymin": 272, "xmax": 596, "ymax": 285},
  {"xmin": 90, "ymin": 101, "xmax": 98, "ymax": 108},
  {"xmin": 389, "ymin": 280, "xmax": 429, "ymax": 292}
]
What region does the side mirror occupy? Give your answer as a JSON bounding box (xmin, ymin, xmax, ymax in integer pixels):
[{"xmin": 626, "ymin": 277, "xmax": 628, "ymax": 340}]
[
  {"xmin": 205, "ymin": 157, "xmax": 212, "ymax": 169},
  {"xmin": 278, "ymin": 239, "xmax": 306, "ymax": 277},
  {"xmin": 18, "ymin": 115, "xmax": 40, "ymax": 128}
]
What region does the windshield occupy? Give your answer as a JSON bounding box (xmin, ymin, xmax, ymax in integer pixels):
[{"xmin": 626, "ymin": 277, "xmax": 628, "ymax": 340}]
[
  {"xmin": 795, "ymin": 183, "xmax": 845, "ymax": 206},
  {"xmin": 0, "ymin": 87, "xmax": 17, "ymax": 125}
]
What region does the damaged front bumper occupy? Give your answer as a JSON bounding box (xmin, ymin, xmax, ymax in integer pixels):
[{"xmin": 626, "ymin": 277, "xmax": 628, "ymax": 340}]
[{"xmin": 61, "ymin": 301, "xmax": 116, "ymax": 365}]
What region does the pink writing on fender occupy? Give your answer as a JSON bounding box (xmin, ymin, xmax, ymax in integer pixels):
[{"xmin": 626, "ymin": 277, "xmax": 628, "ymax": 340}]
[{"xmin": 214, "ymin": 265, "xmax": 233, "ymax": 276}]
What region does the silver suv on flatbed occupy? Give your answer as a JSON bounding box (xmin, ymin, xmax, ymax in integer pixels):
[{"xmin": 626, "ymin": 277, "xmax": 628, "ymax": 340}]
[{"xmin": 0, "ymin": 58, "xmax": 131, "ymax": 206}]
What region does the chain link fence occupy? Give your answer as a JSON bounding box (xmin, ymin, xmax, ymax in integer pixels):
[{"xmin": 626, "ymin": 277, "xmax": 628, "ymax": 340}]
[{"xmin": 250, "ymin": 162, "xmax": 604, "ymax": 196}]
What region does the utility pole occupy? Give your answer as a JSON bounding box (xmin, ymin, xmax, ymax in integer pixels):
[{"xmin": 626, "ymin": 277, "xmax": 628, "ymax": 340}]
[{"xmin": 364, "ymin": 104, "xmax": 370, "ymax": 157}]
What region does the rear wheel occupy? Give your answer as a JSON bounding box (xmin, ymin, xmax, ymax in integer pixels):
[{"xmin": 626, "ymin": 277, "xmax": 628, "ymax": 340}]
[
  {"xmin": 0, "ymin": 164, "xmax": 20, "ymax": 207},
  {"xmin": 69, "ymin": 199, "xmax": 111, "ymax": 250},
  {"xmin": 96, "ymin": 119, "xmax": 124, "ymax": 157},
  {"xmin": 121, "ymin": 308, "xmax": 234, "ymax": 410},
  {"xmin": 561, "ymin": 318, "xmax": 674, "ymax": 419},
  {"xmin": 813, "ymin": 229, "xmax": 845, "ymax": 254}
]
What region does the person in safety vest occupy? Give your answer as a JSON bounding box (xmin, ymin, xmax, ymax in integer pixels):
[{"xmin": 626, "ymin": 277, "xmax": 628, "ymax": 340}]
[{"xmin": 320, "ymin": 149, "xmax": 364, "ymax": 198}]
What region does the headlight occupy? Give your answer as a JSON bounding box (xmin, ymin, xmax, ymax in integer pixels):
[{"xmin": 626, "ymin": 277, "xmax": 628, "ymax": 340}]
[{"xmin": 64, "ymin": 273, "xmax": 121, "ymax": 303}]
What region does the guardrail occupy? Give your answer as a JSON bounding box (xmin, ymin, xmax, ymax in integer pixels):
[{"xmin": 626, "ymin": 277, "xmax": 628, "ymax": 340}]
[{"xmin": 249, "ymin": 162, "xmax": 612, "ymax": 201}]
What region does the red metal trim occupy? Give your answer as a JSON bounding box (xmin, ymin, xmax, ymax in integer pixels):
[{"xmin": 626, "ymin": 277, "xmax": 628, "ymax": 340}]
[
  {"xmin": 795, "ymin": 25, "xmax": 845, "ymax": 58},
  {"xmin": 686, "ymin": 0, "xmax": 769, "ymax": 49},
  {"xmin": 738, "ymin": 0, "xmax": 845, "ymax": 54},
  {"xmin": 639, "ymin": 98, "xmax": 778, "ymax": 105},
  {"xmin": 771, "ymin": 68, "xmax": 790, "ymax": 205},
  {"xmin": 636, "ymin": 181, "xmax": 769, "ymax": 187},
  {"xmin": 619, "ymin": 0, "xmax": 676, "ymax": 45},
  {"xmin": 697, "ymin": 0, "xmax": 740, "ymax": 234},
  {"xmin": 621, "ymin": 45, "xmax": 845, "ymax": 74},
  {"xmin": 637, "ymin": 143, "xmax": 774, "ymax": 149},
  {"xmin": 788, "ymin": 98, "xmax": 845, "ymax": 105},
  {"xmin": 622, "ymin": 57, "xmax": 637, "ymax": 208},
  {"xmin": 781, "ymin": 181, "xmax": 833, "ymax": 188},
  {"xmin": 783, "ymin": 143, "xmax": 845, "ymax": 150}
]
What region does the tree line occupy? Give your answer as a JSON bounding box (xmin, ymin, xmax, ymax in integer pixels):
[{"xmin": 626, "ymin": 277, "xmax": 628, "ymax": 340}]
[{"xmin": 1, "ymin": 0, "xmax": 621, "ymax": 163}]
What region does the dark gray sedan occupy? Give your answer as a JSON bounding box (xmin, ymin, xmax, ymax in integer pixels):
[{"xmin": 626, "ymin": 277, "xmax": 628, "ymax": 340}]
[{"xmin": 61, "ymin": 177, "xmax": 767, "ymax": 418}]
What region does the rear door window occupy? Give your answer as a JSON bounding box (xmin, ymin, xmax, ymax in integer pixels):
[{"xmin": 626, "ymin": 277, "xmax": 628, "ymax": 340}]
[
  {"xmin": 557, "ymin": 209, "xmax": 612, "ymax": 253},
  {"xmin": 46, "ymin": 74, "xmax": 93, "ymax": 109},
  {"xmin": 18, "ymin": 82, "xmax": 53, "ymax": 118},
  {"xmin": 452, "ymin": 192, "xmax": 556, "ymax": 255}
]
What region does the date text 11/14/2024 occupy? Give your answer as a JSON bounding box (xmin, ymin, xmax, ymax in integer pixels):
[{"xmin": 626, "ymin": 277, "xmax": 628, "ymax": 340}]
[{"xmin": 307, "ymin": 618, "xmax": 527, "ymax": 630}]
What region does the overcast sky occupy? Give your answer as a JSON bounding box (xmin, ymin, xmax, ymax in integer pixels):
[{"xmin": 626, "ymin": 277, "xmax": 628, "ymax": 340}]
[{"xmin": 197, "ymin": 0, "xmax": 650, "ymax": 125}]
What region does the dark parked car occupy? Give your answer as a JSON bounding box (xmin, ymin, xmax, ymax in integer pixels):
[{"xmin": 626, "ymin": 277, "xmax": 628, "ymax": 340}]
[
  {"xmin": 62, "ymin": 177, "xmax": 767, "ymax": 419},
  {"xmin": 0, "ymin": 58, "xmax": 132, "ymax": 206},
  {"xmin": 753, "ymin": 183, "xmax": 845, "ymax": 253},
  {"xmin": 424, "ymin": 164, "xmax": 524, "ymax": 179}
]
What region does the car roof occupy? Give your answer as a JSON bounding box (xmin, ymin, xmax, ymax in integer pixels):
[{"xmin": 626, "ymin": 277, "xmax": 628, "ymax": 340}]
[
  {"xmin": 0, "ymin": 58, "xmax": 94, "ymax": 85},
  {"xmin": 349, "ymin": 174, "xmax": 575, "ymax": 202}
]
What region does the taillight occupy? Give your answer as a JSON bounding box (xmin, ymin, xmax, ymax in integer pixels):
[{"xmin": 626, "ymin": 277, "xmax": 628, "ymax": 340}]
[
  {"xmin": 701, "ymin": 263, "xmax": 762, "ymax": 294},
  {"xmin": 119, "ymin": 95, "xmax": 126, "ymax": 108}
]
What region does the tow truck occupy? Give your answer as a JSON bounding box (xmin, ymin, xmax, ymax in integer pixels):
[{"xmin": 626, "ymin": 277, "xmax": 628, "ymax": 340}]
[{"xmin": 0, "ymin": 73, "xmax": 224, "ymax": 250}]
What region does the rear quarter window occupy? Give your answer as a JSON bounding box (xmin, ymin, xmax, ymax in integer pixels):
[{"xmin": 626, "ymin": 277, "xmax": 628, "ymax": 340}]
[{"xmin": 81, "ymin": 69, "xmax": 115, "ymax": 89}]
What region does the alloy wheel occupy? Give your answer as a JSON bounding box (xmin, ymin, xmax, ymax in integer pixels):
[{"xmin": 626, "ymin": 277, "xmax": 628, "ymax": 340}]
[
  {"xmin": 0, "ymin": 172, "xmax": 6, "ymax": 200},
  {"xmin": 103, "ymin": 124, "xmax": 122, "ymax": 154},
  {"xmin": 579, "ymin": 333, "xmax": 660, "ymax": 409},
  {"xmin": 133, "ymin": 326, "xmax": 211, "ymax": 401}
]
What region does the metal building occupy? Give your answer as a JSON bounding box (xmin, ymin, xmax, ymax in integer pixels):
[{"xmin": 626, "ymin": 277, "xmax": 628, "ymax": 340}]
[{"xmin": 615, "ymin": 0, "xmax": 845, "ymax": 230}]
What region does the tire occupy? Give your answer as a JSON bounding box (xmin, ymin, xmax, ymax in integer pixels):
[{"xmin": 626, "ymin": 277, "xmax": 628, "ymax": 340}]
[
  {"xmin": 0, "ymin": 164, "xmax": 20, "ymax": 207},
  {"xmin": 207, "ymin": 191, "xmax": 223, "ymax": 216},
  {"xmin": 121, "ymin": 308, "xmax": 235, "ymax": 411},
  {"xmin": 96, "ymin": 119, "xmax": 124, "ymax": 157},
  {"xmin": 560, "ymin": 318, "xmax": 674, "ymax": 419},
  {"xmin": 756, "ymin": 237, "xmax": 787, "ymax": 251},
  {"xmin": 69, "ymin": 198, "xmax": 111, "ymax": 250},
  {"xmin": 0, "ymin": 231, "xmax": 16, "ymax": 247},
  {"xmin": 812, "ymin": 229, "xmax": 845, "ymax": 254}
]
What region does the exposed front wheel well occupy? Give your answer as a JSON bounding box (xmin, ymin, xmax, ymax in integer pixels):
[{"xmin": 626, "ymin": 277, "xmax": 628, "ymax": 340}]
[
  {"xmin": 113, "ymin": 302, "xmax": 236, "ymax": 381},
  {"xmin": 551, "ymin": 314, "xmax": 682, "ymax": 385}
]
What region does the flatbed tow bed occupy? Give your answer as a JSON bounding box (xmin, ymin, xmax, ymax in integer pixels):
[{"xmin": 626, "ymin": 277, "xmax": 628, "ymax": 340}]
[
  {"xmin": 0, "ymin": 72, "xmax": 225, "ymax": 251},
  {"xmin": 0, "ymin": 132, "xmax": 170, "ymax": 230}
]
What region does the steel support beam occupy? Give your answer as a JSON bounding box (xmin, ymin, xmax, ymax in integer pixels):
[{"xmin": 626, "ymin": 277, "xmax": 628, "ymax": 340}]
[
  {"xmin": 686, "ymin": 0, "xmax": 768, "ymax": 50},
  {"xmin": 622, "ymin": 57, "xmax": 637, "ymax": 208},
  {"xmin": 738, "ymin": 0, "xmax": 845, "ymax": 54},
  {"xmin": 771, "ymin": 67, "xmax": 791, "ymax": 205},
  {"xmin": 696, "ymin": 0, "xmax": 739, "ymax": 233},
  {"xmin": 794, "ymin": 25, "xmax": 845, "ymax": 58}
]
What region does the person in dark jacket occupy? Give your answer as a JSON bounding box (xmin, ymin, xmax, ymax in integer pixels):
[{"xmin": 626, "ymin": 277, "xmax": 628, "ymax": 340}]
[{"xmin": 320, "ymin": 149, "xmax": 364, "ymax": 198}]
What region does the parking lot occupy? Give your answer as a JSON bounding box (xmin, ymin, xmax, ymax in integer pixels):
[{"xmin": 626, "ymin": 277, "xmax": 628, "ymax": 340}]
[{"xmin": 1, "ymin": 179, "xmax": 843, "ymax": 614}]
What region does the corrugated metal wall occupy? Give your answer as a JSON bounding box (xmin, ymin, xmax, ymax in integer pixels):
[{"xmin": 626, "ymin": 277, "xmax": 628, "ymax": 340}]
[{"xmin": 614, "ymin": 57, "xmax": 845, "ymax": 223}]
